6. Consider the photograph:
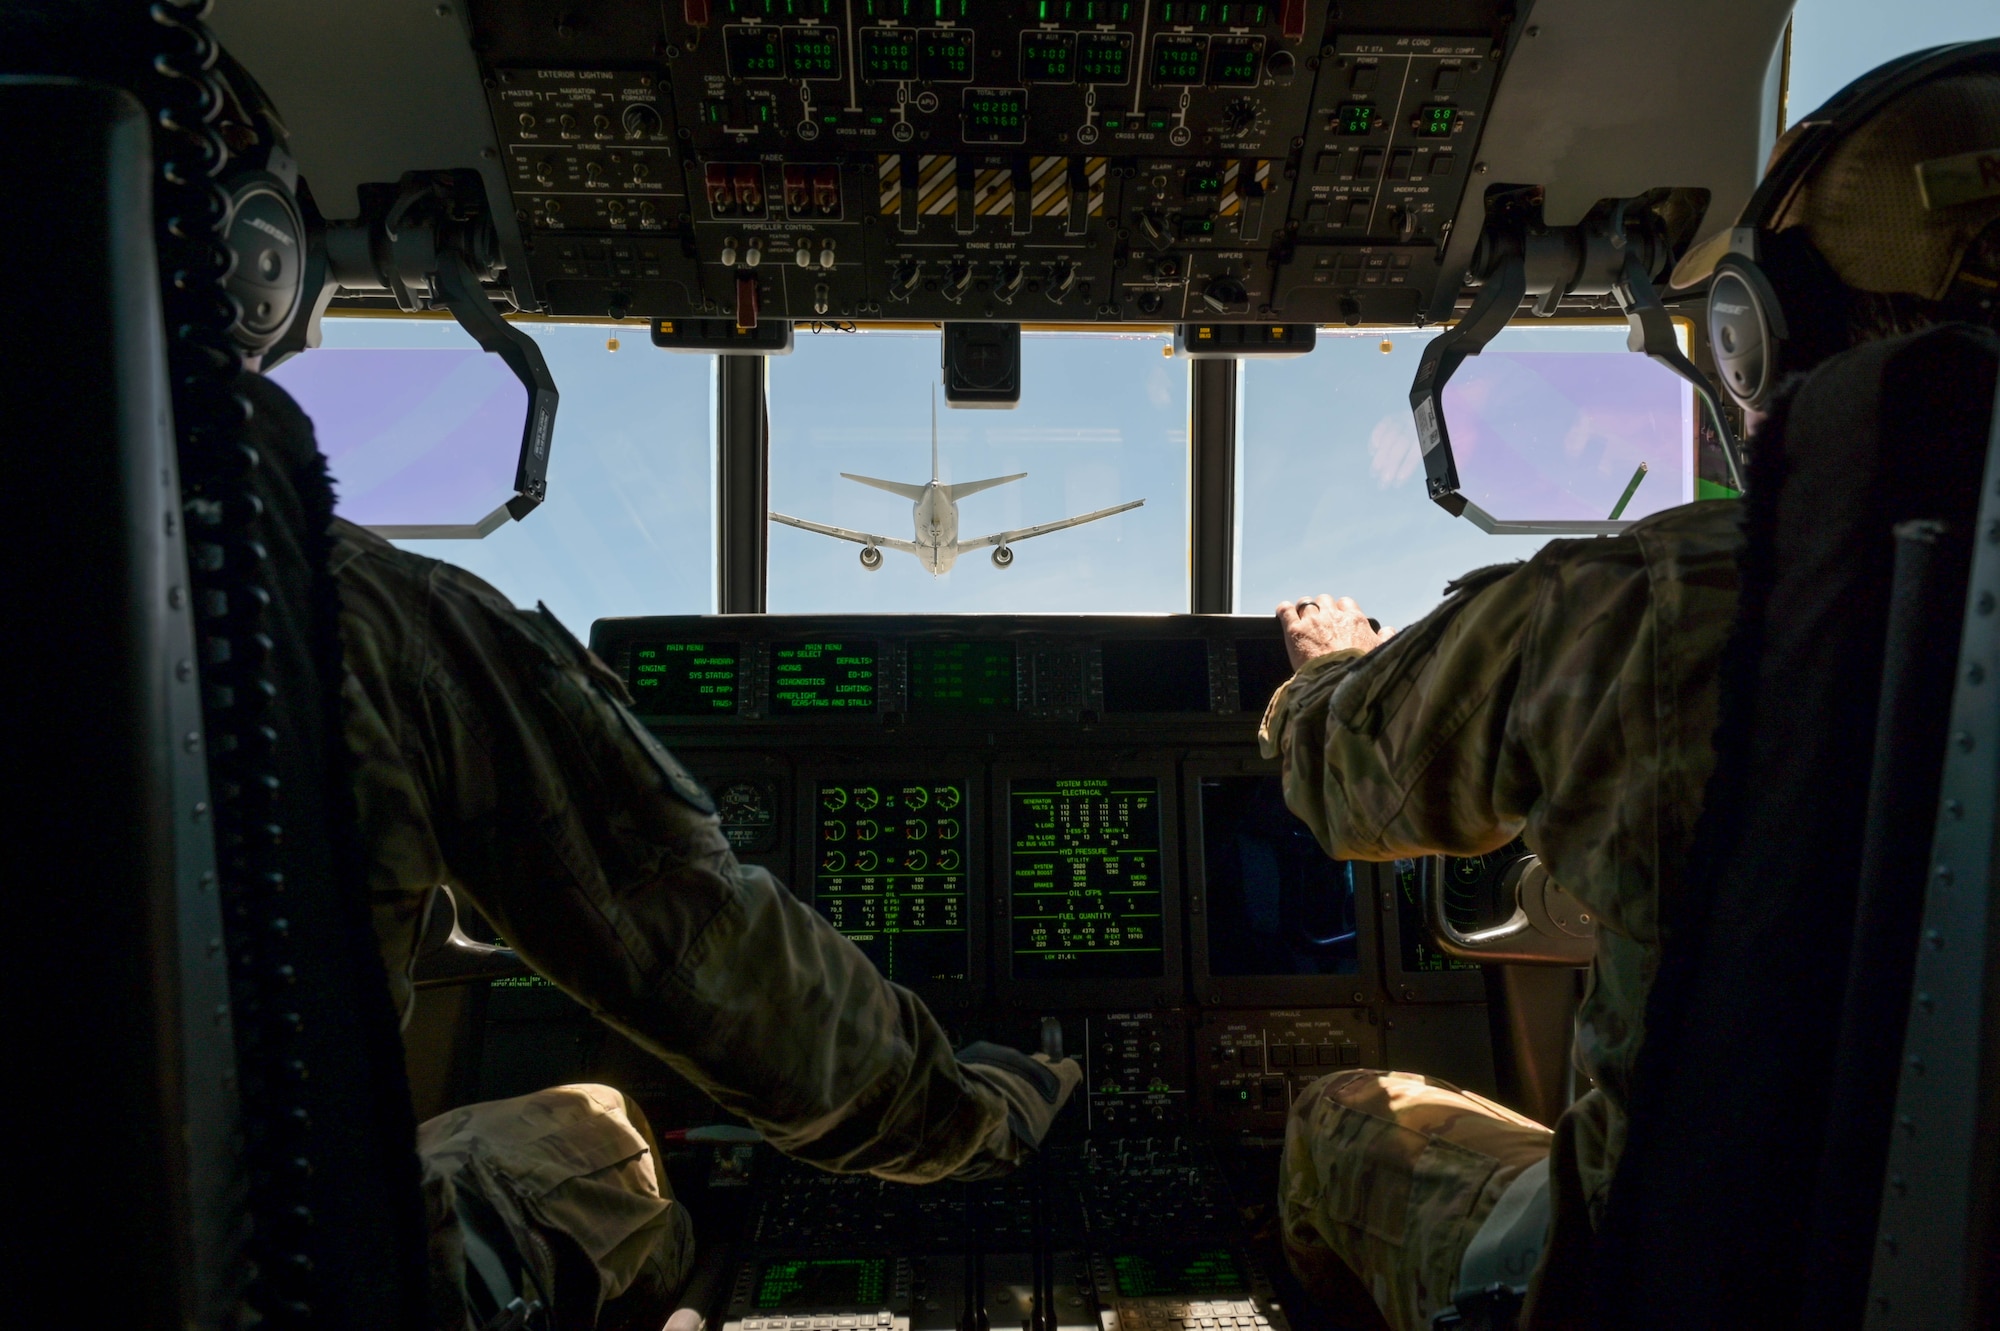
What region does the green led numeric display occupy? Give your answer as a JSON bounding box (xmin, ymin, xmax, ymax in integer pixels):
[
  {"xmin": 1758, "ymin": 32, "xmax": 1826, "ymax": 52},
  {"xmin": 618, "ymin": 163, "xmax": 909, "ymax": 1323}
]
[
  {"xmin": 1077, "ymin": 31, "xmax": 1133, "ymax": 83},
  {"xmin": 962, "ymin": 88, "xmax": 1027, "ymax": 143},
  {"xmin": 1150, "ymin": 33, "xmax": 1208, "ymax": 86},
  {"xmin": 1416, "ymin": 104, "xmax": 1457, "ymax": 136},
  {"xmin": 1332, "ymin": 101, "xmax": 1378, "ymax": 135},
  {"xmin": 753, "ymin": 1258, "xmax": 888, "ymax": 1311},
  {"xmin": 1110, "ymin": 1251, "xmax": 1247, "ymax": 1299},
  {"xmin": 1020, "ymin": 30, "xmax": 1077, "ymax": 83},
  {"xmin": 784, "ymin": 26, "xmax": 842, "ymax": 79},
  {"xmin": 861, "ymin": 28, "xmax": 917, "ymax": 80},
  {"xmin": 1207, "ymin": 37, "xmax": 1261, "ymax": 86},
  {"xmin": 772, "ymin": 641, "xmax": 877, "ymax": 712},
  {"xmin": 724, "ymin": 25, "xmax": 785, "ymax": 78},
  {"xmin": 918, "ymin": 28, "xmax": 975, "ymax": 81}
]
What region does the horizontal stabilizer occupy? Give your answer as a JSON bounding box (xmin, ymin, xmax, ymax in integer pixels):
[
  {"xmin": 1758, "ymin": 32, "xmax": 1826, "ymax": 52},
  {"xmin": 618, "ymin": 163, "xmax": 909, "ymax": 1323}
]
[
  {"xmin": 769, "ymin": 511, "xmax": 919, "ymax": 552},
  {"xmin": 943, "ymin": 473, "xmax": 1027, "ymax": 501},
  {"xmin": 959, "ymin": 498, "xmax": 1145, "ymax": 550},
  {"xmin": 839, "ymin": 473, "xmax": 930, "ymax": 501}
]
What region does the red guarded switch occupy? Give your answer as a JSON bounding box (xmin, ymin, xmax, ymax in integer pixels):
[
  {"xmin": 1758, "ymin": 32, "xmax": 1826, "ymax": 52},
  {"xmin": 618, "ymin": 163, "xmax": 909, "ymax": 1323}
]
[
  {"xmin": 704, "ymin": 163, "xmax": 734, "ymax": 215},
  {"xmin": 1280, "ymin": 0, "xmax": 1306, "ymax": 39},
  {"xmin": 812, "ymin": 166, "xmax": 840, "ymax": 216},
  {"xmin": 735, "ymin": 273, "xmax": 760, "ymax": 331},
  {"xmin": 683, "ymin": 0, "xmax": 711, "ymax": 26},
  {"xmin": 733, "ymin": 165, "xmax": 764, "ymax": 213},
  {"xmin": 782, "ymin": 165, "xmax": 811, "ymax": 216}
]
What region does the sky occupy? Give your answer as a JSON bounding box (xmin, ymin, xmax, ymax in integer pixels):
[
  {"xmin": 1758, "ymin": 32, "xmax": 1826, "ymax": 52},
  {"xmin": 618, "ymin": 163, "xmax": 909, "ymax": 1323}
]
[{"xmin": 278, "ymin": 0, "xmax": 1997, "ymax": 641}]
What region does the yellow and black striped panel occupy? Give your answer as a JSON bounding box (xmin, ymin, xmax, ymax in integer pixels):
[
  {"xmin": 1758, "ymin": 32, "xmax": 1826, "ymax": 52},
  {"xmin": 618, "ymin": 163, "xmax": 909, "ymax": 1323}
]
[
  {"xmin": 1029, "ymin": 155, "xmax": 1068, "ymax": 216},
  {"xmin": 917, "ymin": 154, "xmax": 957, "ymax": 215},
  {"xmin": 1218, "ymin": 160, "xmax": 1271, "ymax": 218},
  {"xmin": 973, "ymin": 167, "xmax": 1012, "ymax": 216},
  {"xmin": 1084, "ymin": 155, "xmax": 1108, "ymax": 218},
  {"xmin": 876, "ymin": 154, "xmax": 900, "ymax": 216}
]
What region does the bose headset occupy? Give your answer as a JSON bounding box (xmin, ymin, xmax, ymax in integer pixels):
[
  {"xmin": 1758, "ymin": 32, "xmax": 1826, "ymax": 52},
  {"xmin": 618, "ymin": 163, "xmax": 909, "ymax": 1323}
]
[
  {"xmin": 207, "ymin": 52, "xmax": 311, "ymax": 361},
  {"xmin": 1704, "ymin": 39, "xmax": 2000, "ymax": 413}
]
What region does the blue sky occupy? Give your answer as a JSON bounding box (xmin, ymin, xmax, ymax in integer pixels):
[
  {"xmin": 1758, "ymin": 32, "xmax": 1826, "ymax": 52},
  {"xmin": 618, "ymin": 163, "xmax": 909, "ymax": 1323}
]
[{"xmin": 285, "ymin": 0, "xmax": 1995, "ymax": 639}]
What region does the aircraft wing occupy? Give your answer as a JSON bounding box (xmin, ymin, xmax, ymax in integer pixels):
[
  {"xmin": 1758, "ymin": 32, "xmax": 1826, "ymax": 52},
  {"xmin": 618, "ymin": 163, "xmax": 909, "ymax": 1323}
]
[
  {"xmin": 959, "ymin": 499, "xmax": 1145, "ymax": 549},
  {"xmin": 769, "ymin": 511, "xmax": 920, "ymax": 552},
  {"xmin": 943, "ymin": 473, "xmax": 1027, "ymax": 501},
  {"xmin": 839, "ymin": 473, "xmax": 931, "ymax": 501}
]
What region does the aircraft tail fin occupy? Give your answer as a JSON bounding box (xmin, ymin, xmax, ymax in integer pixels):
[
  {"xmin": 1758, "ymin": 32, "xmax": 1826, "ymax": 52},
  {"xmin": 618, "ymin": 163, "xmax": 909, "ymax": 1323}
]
[
  {"xmin": 839, "ymin": 473, "xmax": 931, "ymax": 501},
  {"xmin": 944, "ymin": 473, "xmax": 1028, "ymax": 501}
]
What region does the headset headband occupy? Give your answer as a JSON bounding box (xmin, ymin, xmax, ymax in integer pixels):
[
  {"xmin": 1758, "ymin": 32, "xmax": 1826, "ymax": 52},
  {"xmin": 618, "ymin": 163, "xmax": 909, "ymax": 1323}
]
[{"xmin": 1735, "ymin": 39, "xmax": 2000, "ymax": 245}]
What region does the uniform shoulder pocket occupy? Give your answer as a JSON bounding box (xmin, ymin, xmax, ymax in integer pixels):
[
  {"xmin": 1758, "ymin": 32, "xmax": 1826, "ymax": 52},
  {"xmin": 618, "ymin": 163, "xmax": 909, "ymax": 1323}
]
[{"xmin": 1328, "ymin": 560, "xmax": 1524, "ymax": 738}]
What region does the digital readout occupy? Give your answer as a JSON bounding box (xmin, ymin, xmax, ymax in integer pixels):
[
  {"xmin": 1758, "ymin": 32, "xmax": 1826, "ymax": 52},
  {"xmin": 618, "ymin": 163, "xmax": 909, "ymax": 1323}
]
[
  {"xmin": 908, "ymin": 641, "xmax": 1017, "ymax": 712},
  {"xmin": 1076, "ymin": 31, "xmax": 1133, "ymax": 84},
  {"xmin": 1020, "ymin": 31, "xmax": 1076, "ymax": 83},
  {"xmin": 1151, "ymin": 34, "xmax": 1208, "ymax": 86},
  {"xmin": 771, "ymin": 640, "xmax": 877, "ymax": 712},
  {"xmin": 861, "ymin": 28, "xmax": 916, "ymax": 81},
  {"xmin": 1207, "ymin": 37, "xmax": 1262, "ymax": 87},
  {"xmin": 784, "ymin": 26, "xmax": 842, "ymax": 79},
  {"xmin": 1416, "ymin": 104, "xmax": 1458, "ymax": 136},
  {"xmin": 815, "ymin": 780, "xmax": 969, "ymax": 985},
  {"xmin": 1111, "ymin": 1250, "xmax": 1247, "ymax": 1299},
  {"xmin": 753, "ymin": 1258, "xmax": 888, "ymax": 1311},
  {"xmin": 628, "ymin": 641, "xmax": 739, "ymax": 715},
  {"xmin": 1010, "ymin": 778, "xmax": 1164, "ymax": 981},
  {"xmin": 963, "ymin": 88, "xmax": 1028, "ymax": 144},
  {"xmin": 918, "ymin": 28, "xmax": 975, "ymax": 82},
  {"xmin": 1332, "ymin": 102, "xmax": 1378, "ymax": 135},
  {"xmin": 724, "ymin": 26, "xmax": 785, "ymax": 79}
]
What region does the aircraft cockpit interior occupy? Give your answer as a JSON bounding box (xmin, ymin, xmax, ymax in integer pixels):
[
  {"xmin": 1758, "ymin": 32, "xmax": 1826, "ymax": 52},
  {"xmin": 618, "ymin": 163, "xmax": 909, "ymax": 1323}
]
[{"xmin": 9, "ymin": 1, "xmax": 2000, "ymax": 1328}]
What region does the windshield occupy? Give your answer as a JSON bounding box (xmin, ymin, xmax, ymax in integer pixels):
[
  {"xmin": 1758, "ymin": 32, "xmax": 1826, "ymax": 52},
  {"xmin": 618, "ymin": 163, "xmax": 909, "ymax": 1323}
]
[
  {"xmin": 275, "ymin": 316, "xmax": 714, "ymax": 628},
  {"xmin": 767, "ymin": 328, "xmax": 1186, "ymax": 612}
]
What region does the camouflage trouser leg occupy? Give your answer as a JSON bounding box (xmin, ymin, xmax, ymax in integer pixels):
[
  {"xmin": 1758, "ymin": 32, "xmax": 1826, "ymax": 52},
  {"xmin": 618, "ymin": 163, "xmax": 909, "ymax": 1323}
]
[
  {"xmin": 1280, "ymin": 1071, "xmax": 1553, "ymax": 1331},
  {"xmin": 419, "ymin": 1083, "xmax": 694, "ymax": 1330}
]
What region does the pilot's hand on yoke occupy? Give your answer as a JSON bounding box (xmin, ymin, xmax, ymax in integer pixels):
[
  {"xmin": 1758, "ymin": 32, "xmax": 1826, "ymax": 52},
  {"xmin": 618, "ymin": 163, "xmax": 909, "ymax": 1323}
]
[
  {"xmin": 952, "ymin": 1042, "xmax": 1084, "ymax": 1174},
  {"xmin": 1276, "ymin": 594, "xmax": 1395, "ymax": 670}
]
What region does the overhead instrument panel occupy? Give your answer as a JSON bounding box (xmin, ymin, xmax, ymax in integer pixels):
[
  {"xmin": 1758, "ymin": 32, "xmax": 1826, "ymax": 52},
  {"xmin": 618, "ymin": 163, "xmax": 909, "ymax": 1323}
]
[{"xmin": 462, "ymin": 0, "xmax": 1515, "ymax": 324}]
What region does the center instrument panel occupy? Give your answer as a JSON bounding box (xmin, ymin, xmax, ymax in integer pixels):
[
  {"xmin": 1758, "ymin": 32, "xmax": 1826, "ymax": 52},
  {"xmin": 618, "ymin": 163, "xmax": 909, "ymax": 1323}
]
[
  {"xmin": 438, "ymin": 616, "xmax": 1516, "ymax": 1330},
  {"xmin": 461, "ymin": 0, "xmax": 1514, "ymax": 325}
]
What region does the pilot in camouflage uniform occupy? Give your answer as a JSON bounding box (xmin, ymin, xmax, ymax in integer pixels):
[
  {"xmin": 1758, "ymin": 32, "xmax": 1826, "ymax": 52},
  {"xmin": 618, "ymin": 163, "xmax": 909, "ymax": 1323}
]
[
  {"xmin": 237, "ymin": 375, "xmax": 1081, "ymax": 1329},
  {"xmin": 1259, "ymin": 63, "xmax": 2000, "ymax": 1331}
]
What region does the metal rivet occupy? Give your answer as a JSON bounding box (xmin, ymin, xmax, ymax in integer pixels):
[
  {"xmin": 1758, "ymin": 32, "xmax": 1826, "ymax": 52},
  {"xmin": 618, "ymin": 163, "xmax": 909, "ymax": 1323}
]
[
  {"xmin": 1908, "ymin": 1054, "xmax": 1925, "ymax": 1073},
  {"xmin": 1956, "ymin": 730, "xmax": 1976, "ymax": 752},
  {"xmin": 191, "ymin": 801, "xmax": 209, "ymax": 822},
  {"xmin": 1890, "ymin": 1174, "xmax": 1908, "ymax": 1195},
  {"xmin": 1971, "ymin": 663, "xmax": 1986, "ymax": 685},
  {"xmin": 1926, "ymin": 929, "xmax": 1945, "ymax": 950},
  {"xmin": 1946, "ymin": 799, "xmax": 1964, "ymax": 819},
  {"xmin": 1980, "ymin": 591, "xmax": 1995, "ymax": 615},
  {"xmin": 176, "ymin": 659, "xmax": 194, "ymax": 682},
  {"xmin": 168, "ymin": 585, "xmax": 185, "ymax": 609},
  {"xmin": 1918, "ymin": 991, "xmax": 1936, "ymax": 1013},
  {"xmin": 1898, "ymin": 1113, "xmax": 1916, "ymax": 1135},
  {"xmin": 1988, "ymin": 522, "xmax": 2000, "ymax": 544},
  {"xmin": 183, "ymin": 732, "xmax": 201, "ymax": 753},
  {"xmin": 1936, "ymin": 864, "xmax": 1954, "ymax": 884},
  {"xmin": 1881, "ymin": 1234, "xmax": 1898, "ymax": 1254}
]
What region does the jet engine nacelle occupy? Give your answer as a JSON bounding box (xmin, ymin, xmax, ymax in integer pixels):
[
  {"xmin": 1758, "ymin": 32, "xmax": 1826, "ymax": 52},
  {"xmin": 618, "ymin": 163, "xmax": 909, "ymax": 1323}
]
[
  {"xmin": 859, "ymin": 545, "xmax": 884, "ymax": 571},
  {"xmin": 991, "ymin": 545, "xmax": 1014, "ymax": 569}
]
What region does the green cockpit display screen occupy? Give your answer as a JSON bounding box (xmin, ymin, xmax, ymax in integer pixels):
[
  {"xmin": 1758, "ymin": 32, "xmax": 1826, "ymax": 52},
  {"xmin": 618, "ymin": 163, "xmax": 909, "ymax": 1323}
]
[
  {"xmin": 1009, "ymin": 777, "xmax": 1163, "ymax": 980},
  {"xmin": 772, "ymin": 640, "xmax": 877, "ymax": 712},
  {"xmin": 628, "ymin": 641, "xmax": 740, "ymax": 715},
  {"xmin": 1110, "ymin": 1250, "xmax": 1247, "ymax": 1299},
  {"xmin": 907, "ymin": 641, "xmax": 1016, "ymax": 713},
  {"xmin": 814, "ymin": 780, "xmax": 970, "ymax": 985},
  {"xmin": 753, "ymin": 1257, "xmax": 888, "ymax": 1310}
]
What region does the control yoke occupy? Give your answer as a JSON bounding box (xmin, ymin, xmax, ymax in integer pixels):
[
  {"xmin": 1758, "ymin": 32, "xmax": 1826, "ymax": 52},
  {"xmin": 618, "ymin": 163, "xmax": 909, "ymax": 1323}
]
[
  {"xmin": 274, "ymin": 170, "xmax": 560, "ymax": 540},
  {"xmin": 1409, "ymin": 200, "xmax": 1746, "ymax": 535},
  {"xmin": 1422, "ymin": 853, "xmax": 1597, "ymax": 967}
]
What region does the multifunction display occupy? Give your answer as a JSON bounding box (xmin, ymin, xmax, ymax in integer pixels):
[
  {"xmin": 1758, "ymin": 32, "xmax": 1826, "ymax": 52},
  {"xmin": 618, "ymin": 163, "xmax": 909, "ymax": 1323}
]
[
  {"xmin": 907, "ymin": 641, "xmax": 1016, "ymax": 713},
  {"xmin": 1010, "ymin": 778, "xmax": 1164, "ymax": 980},
  {"xmin": 752, "ymin": 1257, "xmax": 888, "ymax": 1310},
  {"xmin": 628, "ymin": 641, "xmax": 740, "ymax": 715},
  {"xmin": 772, "ymin": 640, "xmax": 877, "ymax": 712},
  {"xmin": 1200, "ymin": 776, "xmax": 1358, "ymax": 976},
  {"xmin": 814, "ymin": 781, "xmax": 970, "ymax": 986}
]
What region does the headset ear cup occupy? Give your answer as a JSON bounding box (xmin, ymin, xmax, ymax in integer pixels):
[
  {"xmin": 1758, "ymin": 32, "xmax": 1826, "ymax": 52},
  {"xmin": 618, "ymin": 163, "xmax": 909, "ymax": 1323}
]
[
  {"xmin": 1708, "ymin": 256, "xmax": 1788, "ymax": 413},
  {"xmin": 220, "ymin": 169, "xmax": 307, "ymax": 357}
]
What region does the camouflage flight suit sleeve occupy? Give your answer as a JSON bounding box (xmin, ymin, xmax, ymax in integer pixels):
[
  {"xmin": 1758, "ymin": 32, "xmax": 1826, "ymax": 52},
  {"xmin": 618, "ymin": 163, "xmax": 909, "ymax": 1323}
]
[
  {"xmin": 335, "ymin": 521, "xmax": 1017, "ymax": 1187},
  {"xmin": 1258, "ymin": 500, "xmax": 1742, "ymax": 1329}
]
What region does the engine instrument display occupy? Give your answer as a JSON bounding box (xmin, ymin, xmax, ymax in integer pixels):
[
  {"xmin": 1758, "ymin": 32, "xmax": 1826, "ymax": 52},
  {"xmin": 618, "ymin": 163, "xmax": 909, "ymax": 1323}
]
[
  {"xmin": 772, "ymin": 641, "xmax": 877, "ymax": 713},
  {"xmin": 629, "ymin": 640, "xmax": 741, "ymax": 716},
  {"xmin": 1009, "ymin": 778, "xmax": 1163, "ymax": 980},
  {"xmin": 1199, "ymin": 776, "xmax": 1358, "ymax": 977},
  {"xmin": 814, "ymin": 780, "xmax": 971, "ymax": 985}
]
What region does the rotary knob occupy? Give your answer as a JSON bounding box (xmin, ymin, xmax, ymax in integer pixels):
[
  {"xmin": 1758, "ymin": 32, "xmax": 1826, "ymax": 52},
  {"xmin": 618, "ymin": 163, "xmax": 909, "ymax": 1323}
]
[{"xmin": 1223, "ymin": 98, "xmax": 1258, "ymax": 134}]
